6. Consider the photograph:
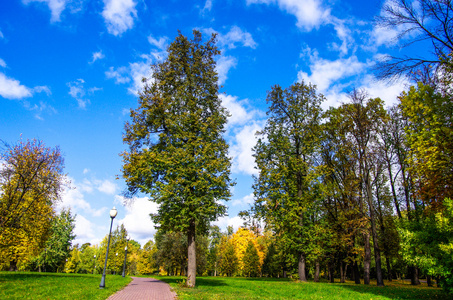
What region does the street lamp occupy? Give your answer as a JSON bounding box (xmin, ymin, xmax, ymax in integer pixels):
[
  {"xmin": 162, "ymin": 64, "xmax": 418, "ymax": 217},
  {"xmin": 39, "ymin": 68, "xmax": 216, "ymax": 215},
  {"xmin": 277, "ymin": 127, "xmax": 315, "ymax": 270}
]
[
  {"xmin": 115, "ymin": 252, "xmax": 118, "ymax": 274},
  {"xmin": 122, "ymin": 236, "xmax": 129, "ymax": 277},
  {"xmin": 44, "ymin": 248, "xmax": 47, "ymax": 272},
  {"xmin": 93, "ymin": 254, "xmax": 96, "ymax": 274},
  {"xmin": 99, "ymin": 207, "xmax": 117, "ymax": 289}
]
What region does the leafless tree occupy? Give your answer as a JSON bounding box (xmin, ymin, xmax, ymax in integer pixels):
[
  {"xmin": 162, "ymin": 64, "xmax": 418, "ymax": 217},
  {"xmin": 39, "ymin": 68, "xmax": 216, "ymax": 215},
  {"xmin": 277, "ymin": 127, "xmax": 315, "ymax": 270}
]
[{"xmin": 375, "ymin": 0, "xmax": 453, "ymax": 82}]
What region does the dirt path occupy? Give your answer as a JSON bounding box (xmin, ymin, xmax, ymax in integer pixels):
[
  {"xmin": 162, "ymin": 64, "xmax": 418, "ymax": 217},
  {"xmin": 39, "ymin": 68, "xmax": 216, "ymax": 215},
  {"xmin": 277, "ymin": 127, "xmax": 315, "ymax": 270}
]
[{"xmin": 107, "ymin": 277, "xmax": 177, "ymax": 300}]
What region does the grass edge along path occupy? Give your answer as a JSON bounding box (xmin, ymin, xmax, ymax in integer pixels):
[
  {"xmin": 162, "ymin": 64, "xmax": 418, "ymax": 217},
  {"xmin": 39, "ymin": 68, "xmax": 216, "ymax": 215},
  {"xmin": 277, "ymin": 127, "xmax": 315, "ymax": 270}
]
[
  {"xmin": 155, "ymin": 276, "xmax": 450, "ymax": 300},
  {"xmin": 0, "ymin": 271, "xmax": 132, "ymax": 300}
]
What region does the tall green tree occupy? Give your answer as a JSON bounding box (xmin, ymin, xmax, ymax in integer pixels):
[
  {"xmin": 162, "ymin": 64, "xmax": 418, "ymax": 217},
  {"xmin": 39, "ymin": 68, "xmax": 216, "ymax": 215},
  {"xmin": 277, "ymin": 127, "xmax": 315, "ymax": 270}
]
[
  {"xmin": 121, "ymin": 30, "xmax": 233, "ymax": 287},
  {"xmin": 341, "ymin": 91, "xmax": 388, "ymax": 286},
  {"xmin": 39, "ymin": 208, "xmax": 76, "ymax": 272},
  {"xmin": 252, "ymin": 81, "xmax": 324, "ymax": 281}
]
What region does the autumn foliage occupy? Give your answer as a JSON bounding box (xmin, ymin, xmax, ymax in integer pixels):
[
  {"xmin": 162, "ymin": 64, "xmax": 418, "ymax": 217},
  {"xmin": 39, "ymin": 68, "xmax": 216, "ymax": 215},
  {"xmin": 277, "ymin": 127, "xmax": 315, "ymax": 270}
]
[{"xmin": 0, "ymin": 139, "xmax": 66, "ymax": 270}]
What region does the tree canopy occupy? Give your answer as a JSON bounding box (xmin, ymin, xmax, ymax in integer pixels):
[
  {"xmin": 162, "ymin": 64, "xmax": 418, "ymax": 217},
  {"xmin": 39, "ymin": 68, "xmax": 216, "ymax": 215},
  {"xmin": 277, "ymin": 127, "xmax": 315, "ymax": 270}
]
[{"xmin": 121, "ymin": 30, "xmax": 234, "ymax": 287}]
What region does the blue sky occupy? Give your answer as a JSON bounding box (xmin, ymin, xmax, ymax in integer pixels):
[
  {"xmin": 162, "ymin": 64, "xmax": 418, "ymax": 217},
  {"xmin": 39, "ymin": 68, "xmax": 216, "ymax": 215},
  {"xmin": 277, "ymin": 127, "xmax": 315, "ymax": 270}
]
[{"xmin": 1, "ymin": 0, "xmax": 412, "ymax": 246}]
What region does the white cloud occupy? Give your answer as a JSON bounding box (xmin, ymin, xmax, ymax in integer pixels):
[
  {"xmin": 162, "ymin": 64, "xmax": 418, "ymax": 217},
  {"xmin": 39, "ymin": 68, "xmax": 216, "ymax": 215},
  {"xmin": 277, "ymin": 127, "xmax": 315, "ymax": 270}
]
[
  {"xmin": 297, "ymin": 53, "xmax": 366, "ymax": 92},
  {"xmin": 0, "ymin": 30, "xmax": 3, "ymax": 39},
  {"xmin": 106, "ymin": 49, "xmax": 159, "ymax": 95},
  {"xmin": 202, "ymin": 0, "xmax": 213, "ymax": 13},
  {"xmin": 297, "ymin": 52, "xmax": 409, "ymax": 108},
  {"xmin": 218, "ymin": 26, "xmax": 257, "ymax": 49},
  {"xmin": 0, "ymin": 58, "xmax": 6, "ymax": 68},
  {"xmin": 213, "ymin": 215, "xmax": 244, "ymax": 232},
  {"xmin": 102, "ymin": 0, "xmax": 138, "ymax": 36},
  {"xmin": 33, "ymin": 85, "xmax": 51, "ymax": 95},
  {"xmin": 231, "ymin": 193, "xmax": 255, "ymax": 206},
  {"xmin": 67, "ymin": 78, "xmax": 90, "ymax": 109},
  {"xmin": 90, "ymin": 51, "xmax": 105, "ymax": 64},
  {"xmin": 0, "ymin": 72, "xmax": 33, "ymax": 99},
  {"xmin": 207, "ymin": 26, "xmax": 257, "ymax": 50},
  {"xmin": 72, "ymin": 214, "xmax": 97, "ymax": 246},
  {"xmin": 229, "ymin": 122, "xmax": 263, "ymax": 175},
  {"xmin": 359, "ymin": 75, "xmax": 409, "ymax": 107},
  {"xmin": 216, "ymin": 56, "xmax": 237, "ymax": 85},
  {"xmin": 58, "ymin": 180, "xmax": 108, "ymax": 217},
  {"xmin": 128, "ymin": 61, "xmax": 152, "ymax": 95},
  {"xmin": 117, "ymin": 196, "xmax": 159, "ymax": 245},
  {"xmin": 22, "ymin": 0, "xmax": 70, "ymax": 23},
  {"xmin": 96, "ymin": 179, "xmax": 117, "ymax": 195},
  {"xmin": 105, "ymin": 66, "xmax": 131, "ymax": 84},
  {"xmin": 220, "ymin": 94, "xmax": 261, "ymax": 127},
  {"xmin": 67, "ymin": 79, "xmax": 101, "ymax": 109},
  {"xmin": 148, "ymin": 35, "xmax": 168, "ymax": 51},
  {"xmin": 247, "ymin": 0, "xmax": 330, "ymax": 31},
  {"xmin": 328, "ymin": 17, "xmax": 355, "ymax": 56}
]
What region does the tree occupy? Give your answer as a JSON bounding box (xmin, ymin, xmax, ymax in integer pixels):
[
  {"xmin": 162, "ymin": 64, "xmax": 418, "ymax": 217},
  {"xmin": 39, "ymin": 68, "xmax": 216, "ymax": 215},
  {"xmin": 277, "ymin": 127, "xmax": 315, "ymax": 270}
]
[
  {"xmin": 0, "ymin": 138, "xmax": 66, "ymax": 270},
  {"xmin": 375, "ymin": 0, "xmax": 453, "ymax": 81},
  {"xmin": 399, "ymin": 197, "xmax": 453, "ymax": 294},
  {"xmin": 137, "ymin": 240, "xmax": 157, "ymax": 275},
  {"xmin": 121, "ymin": 30, "xmax": 233, "ymax": 287},
  {"xmin": 218, "ymin": 235, "xmax": 238, "ymax": 276},
  {"xmin": 38, "ymin": 208, "xmax": 76, "ymax": 272},
  {"xmin": 230, "ymin": 228, "xmax": 265, "ymax": 276},
  {"xmin": 342, "ymin": 91, "xmax": 388, "ymax": 286},
  {"xmin": 400, "ymin": 82, "xmax": 453, "ymax": 208},
  {"xmin": 65, "ymin": 245, "xmax": 81, "ymax": 273},
  {"xmin": 78, "ymin": 243, "xmax": 97, "ymax": 274},
  {"xmin": 243, "ymin": 240, "xmax": 260, "ymax": 277},
  {"xmin": 252, "ymin": 81, "xmax": 324, "ymax": 282}
]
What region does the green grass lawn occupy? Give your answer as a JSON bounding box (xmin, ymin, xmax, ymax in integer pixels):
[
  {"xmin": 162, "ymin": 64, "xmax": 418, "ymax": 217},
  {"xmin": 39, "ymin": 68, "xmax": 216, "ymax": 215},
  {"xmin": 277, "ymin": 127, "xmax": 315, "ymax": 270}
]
[
  {"xmin": 156, "ymin": 276, "xmax": 451, "ymax": 300},
  {"xmin": 0, "ymin": 272, "xmax": 131, "ymax": 300}
]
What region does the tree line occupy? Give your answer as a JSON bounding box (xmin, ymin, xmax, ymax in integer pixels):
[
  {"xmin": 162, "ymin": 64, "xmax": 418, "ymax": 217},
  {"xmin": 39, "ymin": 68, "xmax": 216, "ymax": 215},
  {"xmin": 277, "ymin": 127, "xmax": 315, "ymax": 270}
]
[{"xmin": 1, "ymin": 0, "xmax": 453, "ymax": 294}]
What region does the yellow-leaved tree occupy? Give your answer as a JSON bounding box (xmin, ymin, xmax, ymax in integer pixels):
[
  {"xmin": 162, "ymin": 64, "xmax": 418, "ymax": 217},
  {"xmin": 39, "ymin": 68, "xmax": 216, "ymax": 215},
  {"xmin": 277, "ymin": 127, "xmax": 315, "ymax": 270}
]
[
  {"xmin": 0, "ymin": 138, "xmax": 66, "ymax": 270},
  {"xmin": 230, "ymin": 228, "xmax": 265, "ymax": 276}
]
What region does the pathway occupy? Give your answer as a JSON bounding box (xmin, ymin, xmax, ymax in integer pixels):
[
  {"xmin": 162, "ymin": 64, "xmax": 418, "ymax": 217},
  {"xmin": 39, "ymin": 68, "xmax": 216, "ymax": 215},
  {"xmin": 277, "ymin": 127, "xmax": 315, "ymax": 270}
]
[{"xmin": 107, "ymin": 277, "xmax": 177, "ymax": 300}]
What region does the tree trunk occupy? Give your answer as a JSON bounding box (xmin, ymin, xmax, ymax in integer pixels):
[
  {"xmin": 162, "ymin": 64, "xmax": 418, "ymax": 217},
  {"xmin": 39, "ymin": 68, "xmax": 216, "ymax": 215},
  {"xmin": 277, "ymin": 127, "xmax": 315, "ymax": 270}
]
[
  {"xmin": 415, "ymin": 267, "xmax": 421, "ymax": 285},
  {"xmin": 386, "ymin": 256, "xmax": 392, "ymax": 281},
  {"xmin": 298, "ymin": 252, "xmax": 307, "ymax": 281},
  {"xmin": 409, "ymin": 266, "xmax": 416, "ymax": 285},
  {"xmin": 328, "ymin": 261, "xmax": 335, "ymax": 283},
  {"xmin": 314, "ymin": 261, "xmax": 320, "ymax": 282},
  {"xmin": 353, "ymin": 261, "xmax": 361, "ymax": 284},
  {"xmin": 408, "ymin": 266, "xmax": 421, "ymax": 285},
  {"xmin": 363, "ymin": 231, "xmax": 371, "ymax": 285},
  {"xmin": 427, "ymin": 275, "xmax": 432, "ymax": 287},
  {"xmin": 386, "ymin": 158, "xmax": 402, "ymax": 219},
  {"xmin": 187, "ymin": 219, "xmax": 196, "ymax": 288},
  {"xmin": 366, "ymin": 175, "xmax": 384, "ymax": 286},
  {"xmin": 340, "ymin": 259, "xmax": 346, "ymax": 283},
  {"xmin": 9, "ymin": 260, "xmax": 17, "ymax": 271}
]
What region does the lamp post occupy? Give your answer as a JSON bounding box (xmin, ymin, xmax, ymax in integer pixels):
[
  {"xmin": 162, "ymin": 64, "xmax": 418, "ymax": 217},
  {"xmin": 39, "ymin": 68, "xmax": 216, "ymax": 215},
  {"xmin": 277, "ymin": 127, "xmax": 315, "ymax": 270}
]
[
  {"xmin": 122, "ymin": 236, "xmax": 129, "ymax": 277},
  {"xmin": 99, "ymin": 207, "xmax": 117, "ymax": 289},
  {"xmin": 93, "ymin": 254, "xmax": 96, "ymax": 274},
  {"xmin": 44, "ymin": 248, "xmax": 47, "ymax": 272},
  {"xmin": 115, "ymin": 252, "xmax": 118, "ymax": 274}
]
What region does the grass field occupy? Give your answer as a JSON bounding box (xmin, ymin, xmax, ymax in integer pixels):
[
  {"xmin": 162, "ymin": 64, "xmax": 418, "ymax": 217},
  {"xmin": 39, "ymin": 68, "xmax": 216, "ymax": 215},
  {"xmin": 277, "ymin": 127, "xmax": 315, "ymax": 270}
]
[
  {"xmin": 0, "ymin": 272, "xmax": 131, "ymax": 300},
  {"xmin": 0, "ymin": 272, "xmax": 450, "ymax": 299},
  {"xmin": 156, "ymin": 276, "xmax": 450, "ymax": 300}
]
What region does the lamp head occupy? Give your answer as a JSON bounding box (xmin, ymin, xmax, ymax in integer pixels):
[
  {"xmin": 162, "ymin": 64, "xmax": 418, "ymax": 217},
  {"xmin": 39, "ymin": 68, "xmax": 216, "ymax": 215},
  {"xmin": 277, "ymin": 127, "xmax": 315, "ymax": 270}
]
[{"xmin": 110, "ymin": 207, "xmax": 118, "ymax": 219}]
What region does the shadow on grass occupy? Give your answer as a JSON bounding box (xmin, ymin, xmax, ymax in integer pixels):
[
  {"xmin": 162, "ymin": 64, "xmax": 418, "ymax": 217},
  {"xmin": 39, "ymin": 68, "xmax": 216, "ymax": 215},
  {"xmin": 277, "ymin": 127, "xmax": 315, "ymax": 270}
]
[
  {"xmin": 0, "ymin": 272, "xmax": 99, "ymax": 281},
  {"xmin": 156, "ymin": 276, "xmax": 228, "ymax": 287}
]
